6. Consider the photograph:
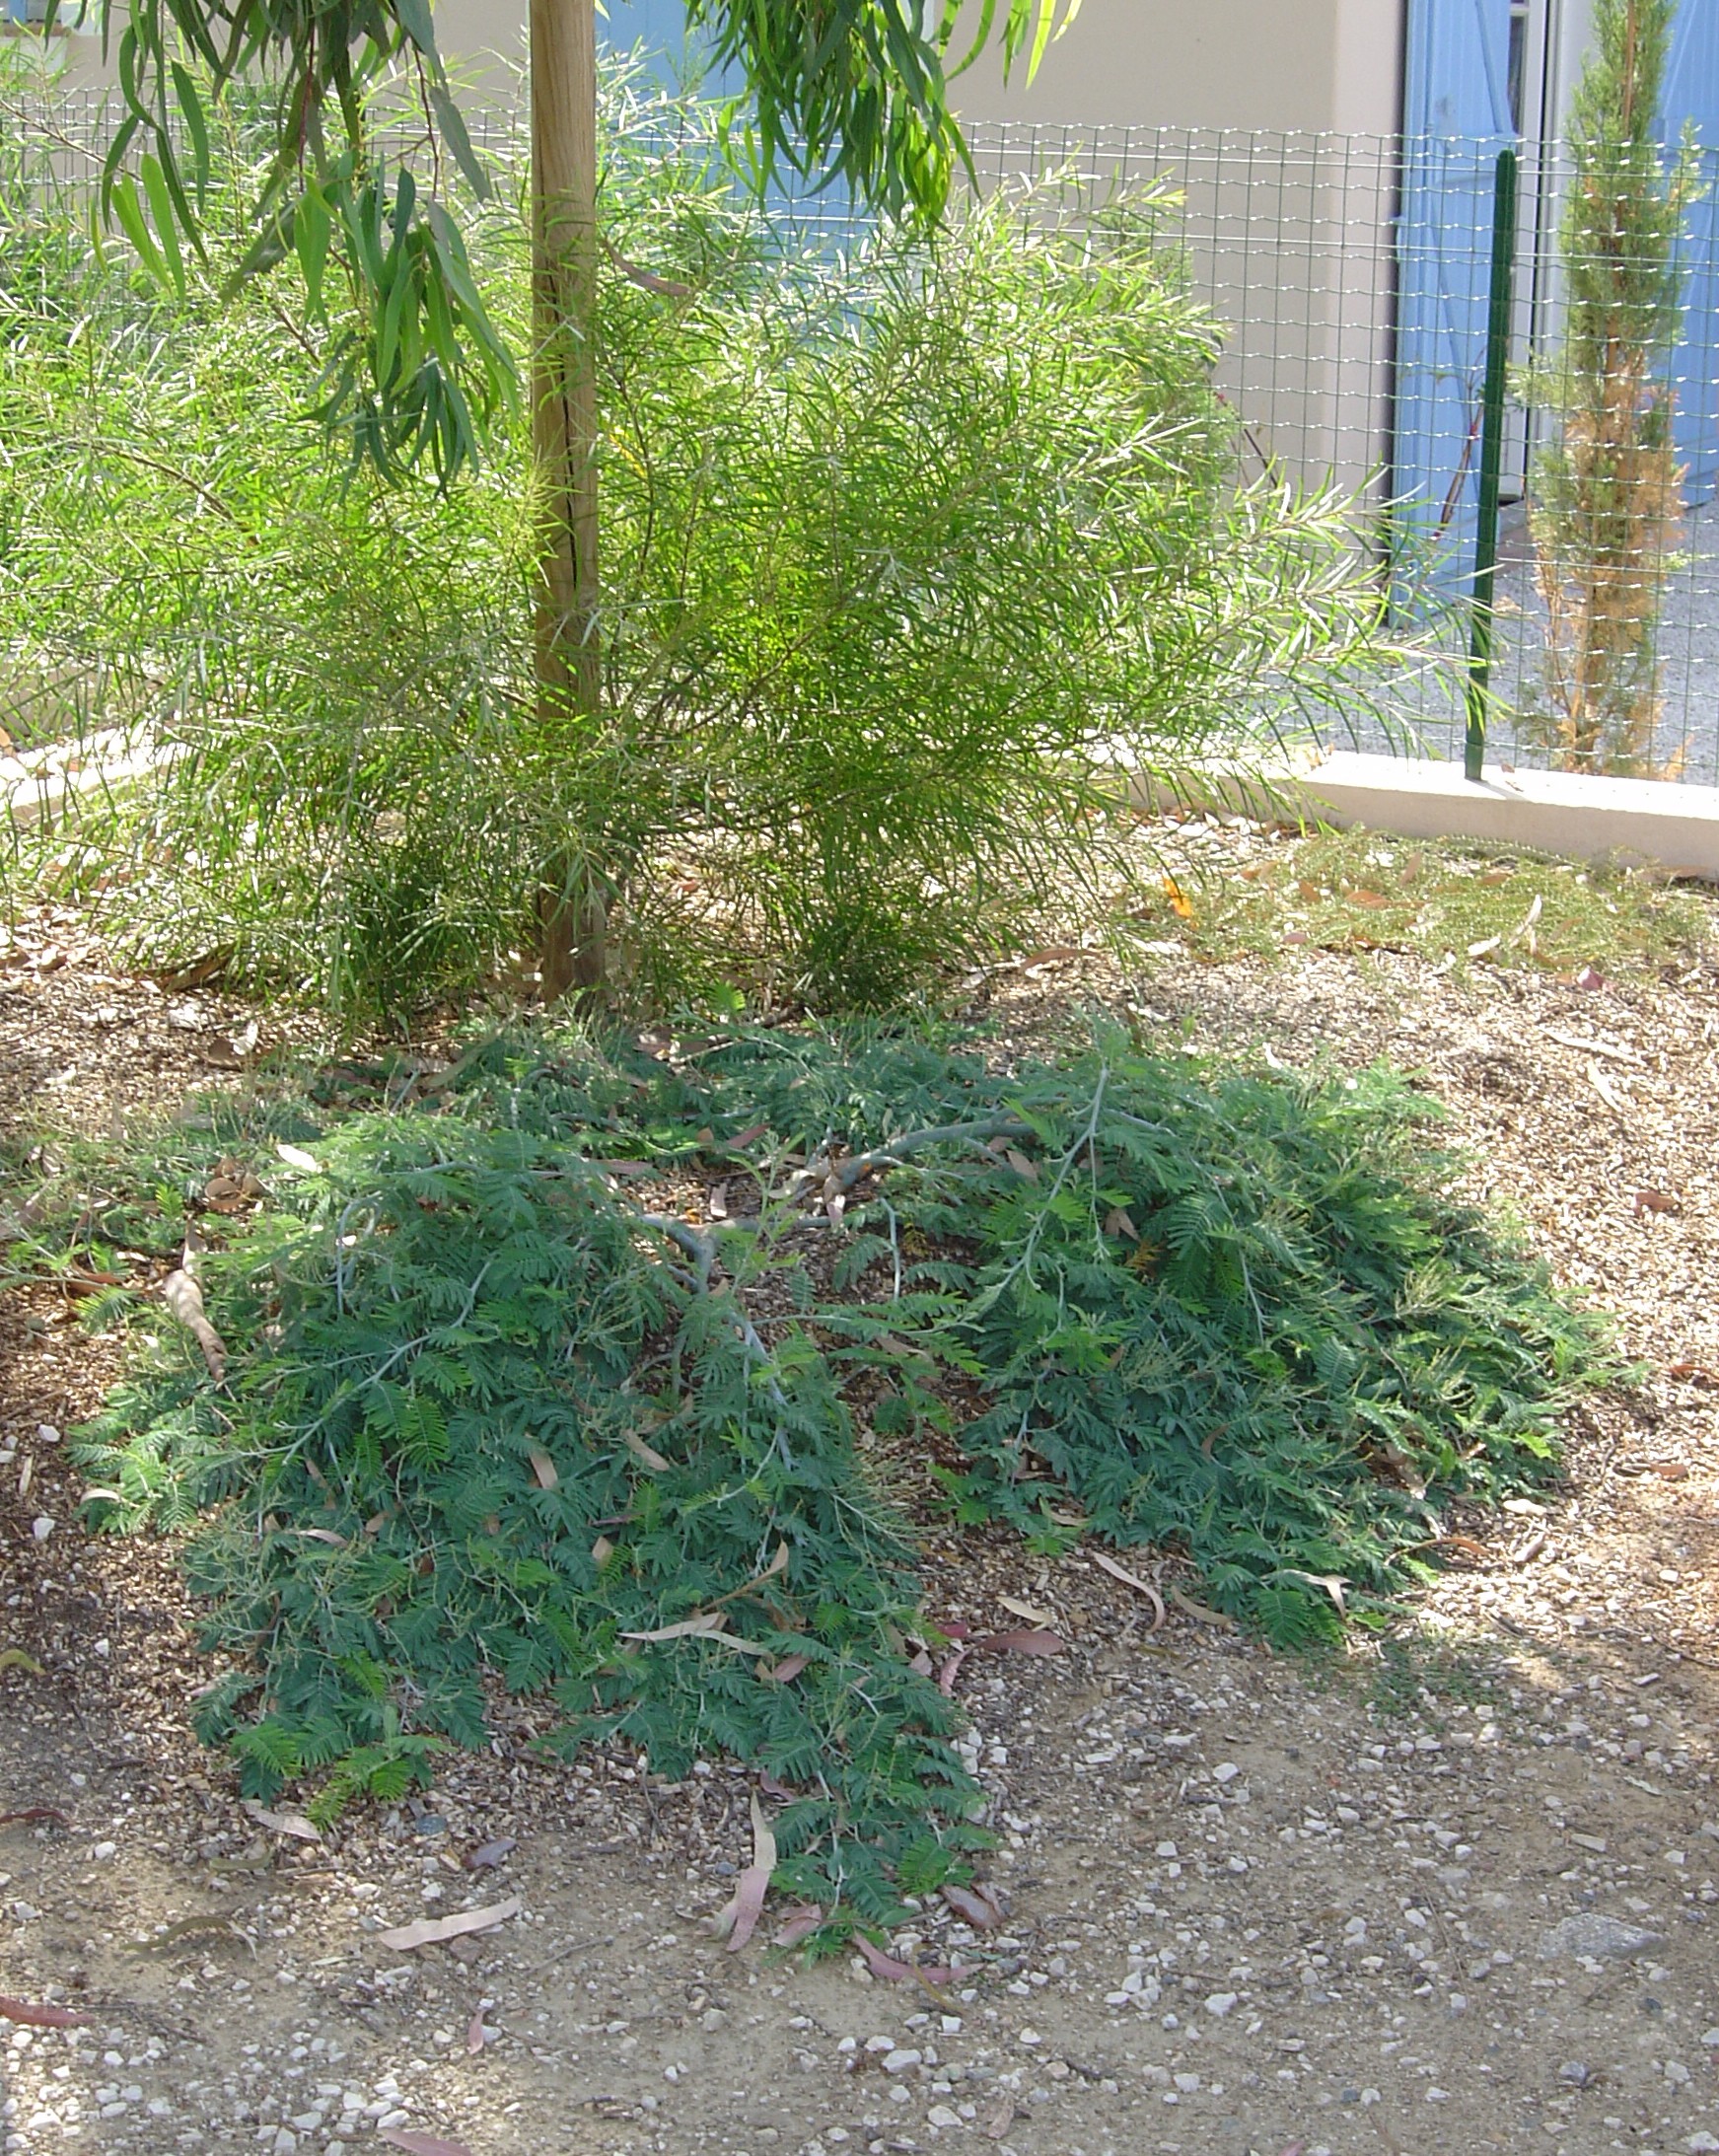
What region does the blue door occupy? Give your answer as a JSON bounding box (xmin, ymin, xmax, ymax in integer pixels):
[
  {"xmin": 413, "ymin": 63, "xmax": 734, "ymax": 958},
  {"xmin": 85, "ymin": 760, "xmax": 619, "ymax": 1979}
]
[
  {"xmin": 1394, "ymin": 0, "xmax": 1515, "ymax": 591},
  {"xmin": 1663, "ymin": 2, "xmax": 1719, "ymax": 502}
]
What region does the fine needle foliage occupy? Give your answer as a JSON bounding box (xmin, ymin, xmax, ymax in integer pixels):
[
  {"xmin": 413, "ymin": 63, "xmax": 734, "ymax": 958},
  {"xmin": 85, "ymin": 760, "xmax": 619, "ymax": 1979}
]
[
  {"xmin": 1522, "ymin": 0, "xmax": 1702, "ymax": 776},
  {"xmin": 64, "ymin": 1025, "xmax": 1611, "ymax": 1902},
  {"xmin": 2, "ymin": 69, "xmax": 1409, "ymax": 1018}
]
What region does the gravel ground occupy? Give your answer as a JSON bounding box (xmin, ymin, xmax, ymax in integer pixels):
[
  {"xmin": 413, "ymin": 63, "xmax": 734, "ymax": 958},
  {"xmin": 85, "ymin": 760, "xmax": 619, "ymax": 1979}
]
[{"xmin": 2, "ymin": 834, "xmax": 1719, "ymax": 2156}]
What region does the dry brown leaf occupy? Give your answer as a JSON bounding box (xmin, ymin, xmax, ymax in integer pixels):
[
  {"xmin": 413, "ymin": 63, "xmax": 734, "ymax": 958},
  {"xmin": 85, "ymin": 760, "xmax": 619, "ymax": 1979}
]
[
  {"xmin": 590, "ymin": 1535, "xmax": 614, "ymax": 1565},
  {"xmin": 466, "ymin": 2010, "xmax": 490, "ymax": 2054},
  {"xmin": 969, "ymin": 1627, "xmax": 1065, "ymax": 1656},
  {"xmin": 162, "ymin": 1268, "xmax": 226, "ymax": 1383},
  {"xmin": 1346, "ymin": 888, "xmax": 1391, "ymax": 908},
  {"xmin": 379, "ymin": 2132, "xmax": 475, "ymax": 2156},
  {"xmin": 1169, "ymin": 1586, "xmax": 1236, "ymax": 1629},
  {"xmin": 1103, "ymin": 1205, "xmax": 1140, "ymax": 1241},
  {"xmin": 1467, "ymin": 934, "xmax": 1502, "ymax": 959},
  {"xmin": 1162, "ymin": 876, "xmax": 1195, "ymax": 920},
  {"xmin": 0, "ymin": 1807, "xmax": 69, "ymax": 1828},
  {"xmin": 712, "ymin": 1794, "xmax": 776, "ymax": 1954},
  {"xmin": 377, "ymin": 1897, "xmax": 521, "ymax": 1953},
  {"xmin": 982, "ymin": 2096, "xmax": 1019, "ymax": 2138},
  {"xmin": 942, "ymin": 1882, "xmax": 1004, "ymax": 1927},
  {"xmin": 1004, "ymin": 1148, "xmax": 1039, "ymax": 1184},
  {"xmin": 760, "ymin": 1652, "xmax": 810, "ymax": 1685},
  {"xmin": 528, "ymin": 1448, "xmax": 559, "ymax": 1490},
  {"xmin": 1430, "ymin": 1534, "xmax": 1491, "ymax": 1565},
  {"xmin": 1274, "ymin": 1567, "xmax": 1348, "ymax": 1614},
  {"xmin": 1668, "ymin": 1359, "xmax": 1716, "ymax": 1387},
  {"xmin": 1587, "ymin": 1058, "xmax": 1629, "ymax": 1117},
  {"xmin": 624, "ymin": 1430, "xmax": 674, "ymax": 1473},
  {"xmin": 998, "ymin": 1592, "xmax": 1058, "ymax": 1629},
  {"xmin": 772, "ymin": 1904, "xmax": 824, "ymax": 1948},
  {"xmin": 1086, "ymin": 1548, "xmax": 1167, "ymax": 1630},
  {"xmin": 620, "ymin": 1614, "xmax": 732, "ymax": 1643},
  {"xmin": 853, "ymin": 1935, "xmax": 962, "ymax": 1986},
  {"xmin": 465, "ymin": 1837, "xmax": 518, "ymax": 1871},
  {"xmin": 0, "ymin": 1648, "xmax": 46, "ymax": 1679},
  {"xmin": 242, "ymin": 1800, "xmax": 322, "ymax": 1843},
  {"xmin": 0, "ymin": 1997, "xmax": 90, "ymax": 2028},
  {"xmin": 1544, "ymin": 1027, "xmax": 1639, "ymax": 1061},
  {"xmin": 1632, "ymin": 1187, "xmax": 1677, "ymax": 1218}
]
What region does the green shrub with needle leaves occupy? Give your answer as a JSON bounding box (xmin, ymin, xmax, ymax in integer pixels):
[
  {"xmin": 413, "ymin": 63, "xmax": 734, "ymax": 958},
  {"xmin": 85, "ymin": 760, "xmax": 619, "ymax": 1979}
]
[
  {"xmin": 65, "ymin": 1025, "xmax": 1609, "ymax": 1906},
  {"xmin": 3, "ymin": 63, "xmax": 1408, "ymax": 1015}
]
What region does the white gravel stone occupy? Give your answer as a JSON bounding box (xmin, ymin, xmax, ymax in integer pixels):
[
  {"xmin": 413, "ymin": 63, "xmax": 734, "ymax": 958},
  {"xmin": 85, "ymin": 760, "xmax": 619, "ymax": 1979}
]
[
  {"xmin": 1539, "ymin": 1913, "xmax": 1664, "ymax": 1960},
  {"xmin": 1204, "ymin": 1992, "xmax": 1239, "ymax": 2018}
]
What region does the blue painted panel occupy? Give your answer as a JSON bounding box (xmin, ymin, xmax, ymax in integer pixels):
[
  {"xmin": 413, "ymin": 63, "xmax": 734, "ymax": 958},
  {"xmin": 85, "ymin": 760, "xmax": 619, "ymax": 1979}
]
[
  {"xmin": 1394, "ymin": 0, "xmax": 1514, "ymax": 595},
  {"xmin": 600, "ymin": 0, "xmax": 709, "ymax": 86},
  {"xmin": 1662, "ymin": 4, "xmax": 1719, "ymax": 501}
]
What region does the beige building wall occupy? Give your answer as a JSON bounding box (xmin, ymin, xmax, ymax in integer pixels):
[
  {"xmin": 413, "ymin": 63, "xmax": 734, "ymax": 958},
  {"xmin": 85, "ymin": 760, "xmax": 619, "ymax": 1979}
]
[
  {"xmin": 945, "ymin": 0, "xmax": 1401, "ymax": 133},
  {"xmin": 30, "ymin": 0, "xmax": 1410, "ymax": 504},
  {"xmin": 949, "ymin": 0, "xmax": 1406, "ymax": 504}
]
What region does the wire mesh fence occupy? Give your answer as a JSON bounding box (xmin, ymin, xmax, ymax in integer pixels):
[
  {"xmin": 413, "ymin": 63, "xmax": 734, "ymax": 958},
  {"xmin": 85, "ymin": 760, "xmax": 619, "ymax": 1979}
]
[{"xmin": 6, "ymin": 76, "xmax": 1717, "ymax": 786}]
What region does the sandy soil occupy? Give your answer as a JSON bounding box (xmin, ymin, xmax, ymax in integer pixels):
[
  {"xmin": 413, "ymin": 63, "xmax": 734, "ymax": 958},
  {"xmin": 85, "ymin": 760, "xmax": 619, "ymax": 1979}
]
[{"xmin": 3, "ymin": 844, "xmax": 1718, "ymax": 2156}]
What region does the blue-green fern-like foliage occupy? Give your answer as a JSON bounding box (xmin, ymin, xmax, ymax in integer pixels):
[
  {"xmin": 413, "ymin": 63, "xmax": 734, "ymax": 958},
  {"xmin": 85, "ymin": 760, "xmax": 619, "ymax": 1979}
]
[{"xmin": 71, "ymin": 1024, "xmax": 1611, "ymax": 1907}]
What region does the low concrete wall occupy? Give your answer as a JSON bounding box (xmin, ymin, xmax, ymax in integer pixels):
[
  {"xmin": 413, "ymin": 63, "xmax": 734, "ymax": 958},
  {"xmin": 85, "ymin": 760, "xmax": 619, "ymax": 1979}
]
[{"xmin": 1140, "ymin": 751, "xmax": 1719, "ymax": 881}]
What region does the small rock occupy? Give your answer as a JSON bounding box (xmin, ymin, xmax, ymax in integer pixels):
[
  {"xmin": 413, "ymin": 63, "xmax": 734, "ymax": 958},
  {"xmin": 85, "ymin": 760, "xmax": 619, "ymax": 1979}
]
[
  {"xmin": 1557, "ymin": 2062, "xmax": 1592, "ymax": 2089},
  {"xmin": 30, "ymin": 1517, "xmax": 52, "ymax": 1542},
  {"xmin": 1540, "ymin": 1913, "xmax": 1664, "ymax": 1961},
  {"xmin": 926, "ymin": 2108, "xmax": 961, "ymax": 2130},
  {"xmin": 91, "ymin": 1841, "xmax": 117, "ymax": 1862},
  {"xmin": 1204, "ymin": 1993, "xmax": 1238, "ymax": 2019},
  {"xmin": 883, "ymin": 2050, "xmax": 921, "ymax": 2075}
]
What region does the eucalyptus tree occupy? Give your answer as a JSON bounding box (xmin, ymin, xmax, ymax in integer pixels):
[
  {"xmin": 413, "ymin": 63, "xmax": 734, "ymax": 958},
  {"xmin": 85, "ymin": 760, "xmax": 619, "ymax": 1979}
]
[{"xmin": 88, "ymin": 0, "xmax": 1083, "ymax": 987}]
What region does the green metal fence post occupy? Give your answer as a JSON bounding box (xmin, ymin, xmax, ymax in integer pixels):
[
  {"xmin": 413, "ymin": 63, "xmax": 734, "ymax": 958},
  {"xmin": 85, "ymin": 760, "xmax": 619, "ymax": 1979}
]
[{"xmin": 1465, "ymin": 144, "xmax": 1520, "ymax": 784}]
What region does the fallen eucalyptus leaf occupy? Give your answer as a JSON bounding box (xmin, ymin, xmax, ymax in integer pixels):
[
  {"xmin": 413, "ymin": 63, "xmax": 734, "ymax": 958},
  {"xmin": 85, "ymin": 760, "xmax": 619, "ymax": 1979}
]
[
  {"xmin": 941, "ymin": 1882, "xmax": 1004, "ymax": 1927},
  {"xmin": 0, "ymin": 1997, "xmax": 89, "ymax": 2028},
  {"xmin": 377, "ymin": 1897, "xmax": 520, "ymax": 1952},
  {"xmin": 162, "ymin": 1268, "xmax": 226, "ymax": 1383},
  {"xmin": 242, "ymin": 1801, "xmax": 322, "ymax": 1843},
  {"xmin": 712, "ymin": 1794, "xmax": 776, "ymax": 1954},
  {"xmin": 1086, "ymin": 1548, "xmax": 1167, "ymax": 1630},
  {"xmin": 969, "ymin": 1627, "xmax": 1064, "ymax": 1656}
]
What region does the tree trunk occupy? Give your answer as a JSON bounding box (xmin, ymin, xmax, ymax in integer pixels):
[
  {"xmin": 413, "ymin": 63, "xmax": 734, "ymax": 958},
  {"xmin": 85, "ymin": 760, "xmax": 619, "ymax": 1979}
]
[{"xmin": 530, "ymin": 0, "xmax": 607, "ymax": 996}]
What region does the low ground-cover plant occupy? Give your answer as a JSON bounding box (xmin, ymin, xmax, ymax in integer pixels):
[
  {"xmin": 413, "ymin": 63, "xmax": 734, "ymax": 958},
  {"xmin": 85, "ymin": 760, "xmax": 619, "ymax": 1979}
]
[
  {"xmin": 56, "ymin": 1025, "xmax": 1609, "ymax": 1909},
  {"xmin": 1125, "ymin": 824, "xmax": 1714, "ymax": 978},
  {"xmin": 2, "ymin": 62, "xmax": 1409, "ymax": 1016}
]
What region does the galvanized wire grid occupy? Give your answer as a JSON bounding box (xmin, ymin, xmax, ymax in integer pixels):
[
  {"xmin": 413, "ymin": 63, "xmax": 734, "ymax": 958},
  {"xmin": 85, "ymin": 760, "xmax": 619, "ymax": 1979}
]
[{"xmin": 8, "ymin": 85, "xmax": 1717, "ymax": 785}]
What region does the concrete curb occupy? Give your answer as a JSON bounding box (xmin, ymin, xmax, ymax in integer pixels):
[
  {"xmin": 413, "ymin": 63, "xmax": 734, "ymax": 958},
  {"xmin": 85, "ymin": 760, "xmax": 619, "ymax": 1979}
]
[{"xmin": 1141, "ymin": 751, "xmax": 1719, "ymax": 881}]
